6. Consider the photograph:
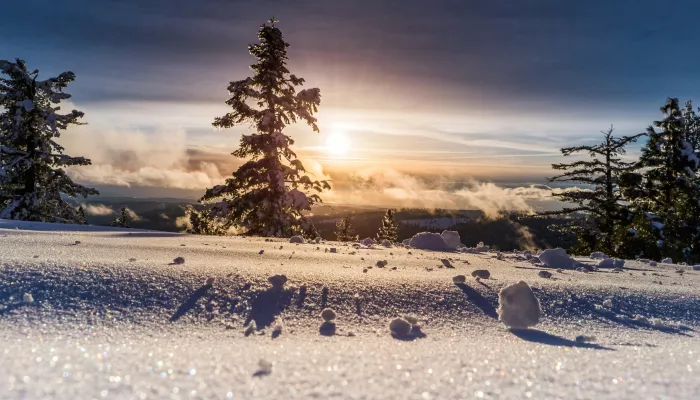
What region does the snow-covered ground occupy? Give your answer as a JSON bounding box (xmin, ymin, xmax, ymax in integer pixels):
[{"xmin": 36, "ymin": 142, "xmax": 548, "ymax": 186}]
[{"xmin": 1, "ymin": 220, "xmax": 699, "ymax": 399}]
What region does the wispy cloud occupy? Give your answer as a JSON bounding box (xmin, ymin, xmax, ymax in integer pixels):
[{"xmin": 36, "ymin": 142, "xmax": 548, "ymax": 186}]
[{"xmin": 83, "ymin": 203, "xmax": 114, "ymax": 216}]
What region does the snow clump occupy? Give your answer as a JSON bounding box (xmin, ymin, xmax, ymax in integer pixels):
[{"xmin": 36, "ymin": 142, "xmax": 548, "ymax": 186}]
[
  {"xmin": 538, "ymin": 248, "xmax": 575, "ymax": 269},
  {"xmin": 321, "ymin": 308, "xmax": 337, "ymax": 322},
  {"xmin": 268, "ymin": 274, "xmax": 288, "ymax": 290},
  {"xmin": 361, "ymin": 237, "xmax": 375, "ymax": 247},
  {"xmin": 497, "ymin": 281, "xmax": 541, "ymax": 329},
  {"xmin": 23, "ymin": 293, "xmax": 34, "ymax": 303},
  {"xmin": 440, "ymin": 230, "xmax": 462, "ymax": 250},
  {"xmin": 661, "ymin": 257, "xmax": 673, "ymax": 264},
  {"xmin": 538, "ymin": 270, "xmax": 552, "ymax": 279},
  {"xmin": 471, "ymin": 269, "xmax": 490, "ymax": 279},
  {"xmin": 408, "ymin": 232, "xmax": 448, "ymax": 251},
  {"xmin": 598, "ymin": 258, "xmax": 615, "ymax": 268},
  {"xmin": 289, "ymin": 236, "xmax": 304, "ymax": 244},
  {"xmin": 389, "ymin": 317, "xmax": 412, "ymax": 337},
  {"xmin": 590, "ymin": 252, "xmax": 608, "ymax": 259}
]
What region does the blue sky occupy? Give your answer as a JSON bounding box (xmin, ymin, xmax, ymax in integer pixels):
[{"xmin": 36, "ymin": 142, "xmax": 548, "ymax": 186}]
[{"xmin": 2, "ymin": 0, "xmax": 700, "ymax": 207}]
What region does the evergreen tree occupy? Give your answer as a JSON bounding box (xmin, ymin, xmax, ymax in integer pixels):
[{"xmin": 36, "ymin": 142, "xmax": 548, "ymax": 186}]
[
  {"xmin": 542, "ymin": 126, "xmax": 644, "ymax": 256},
  {"xmin": 198, "ymin": 19, "xmax": 330, "ymax": 237},
  {"xmin": 376, "ymin": 209, "xmax": 399, "ymax": 242},
  {"xmin": 184, "ymin": 205, "xmax": 229, "ymax": 235},
  {"xmin": 335, "ymin": 214, "xmax": 357, "ymax": 242},
  {"xmin": 111, "ymin": 208, "xmax": 131, "ymax": 228},
  {"xmin": 682, "ymin": 100, "xmax": 700, "ymax": 156},
  {"xmin": 0, "ymin": 59, "xmax": 97, "ymax": 223},
  {"xmin": 621, "ymin": 98, "xmax": 700, "ymax": 262}
]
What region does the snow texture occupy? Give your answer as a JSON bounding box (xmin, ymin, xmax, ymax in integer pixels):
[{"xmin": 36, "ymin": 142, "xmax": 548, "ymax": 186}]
[{"xmin": 1, "ymin": 221, "xmax": 700, "ymax": 399}]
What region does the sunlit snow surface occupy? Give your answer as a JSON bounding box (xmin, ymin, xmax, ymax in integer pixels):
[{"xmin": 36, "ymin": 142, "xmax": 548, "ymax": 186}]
[{"xmin": 1, "ymin": 220, "xmax": 700, "ymax": 399}]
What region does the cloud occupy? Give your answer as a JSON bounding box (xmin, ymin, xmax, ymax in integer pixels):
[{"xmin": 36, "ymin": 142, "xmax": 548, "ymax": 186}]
[
  {"xmin": 321, "ymin": 168, "xmax": 585, "ymax": 217},
  {"xmin": 61, "ymin": 124, "xmax": 235, "ymax": 190},
  {"xmin": 124, "ymin": 207, "xmax": 142, "ymax": 222},
  {"xmin": 83, "ymin": 203, "xmax": 114, "ymax": 216}
]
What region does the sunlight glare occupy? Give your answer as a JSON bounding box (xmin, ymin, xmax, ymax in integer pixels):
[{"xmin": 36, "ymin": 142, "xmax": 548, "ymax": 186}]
[{"xmin": 324, "ymin": 131, "xmax": 350, "ymax": 156}]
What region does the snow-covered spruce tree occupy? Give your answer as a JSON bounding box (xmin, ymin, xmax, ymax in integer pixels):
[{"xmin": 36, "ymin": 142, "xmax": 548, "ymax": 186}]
[
  {"xmin": 620, "ymin": 98, "xmax": 700, "ymax": 262},
  {"xmin": 682, "ymin": 100, "xmax": 700, "ymax": 156},
  {"xmin": 542, "ymin": 126, "xmax": 644, "ymax": 256},
  {"xmin": 184, "ymin": 205, "xmax": 229, "ymax": 235},
  {"xmin": 0, "ymin": 59, "xmax": 97, "ymax": 223},
  {"xmin": 376, "ymin": 208, "xmax": 399, "ymax": 242},
  {"xmin": 335, "ymin": 214, "xmax": 357, "ymax": 242},
  {"xmin": 197, "ymin": 20, "xmax": 330, "ymax": 237},
  {"xmin": 111, "ymin": 207, "xmax": 131, "ymax": 228}
]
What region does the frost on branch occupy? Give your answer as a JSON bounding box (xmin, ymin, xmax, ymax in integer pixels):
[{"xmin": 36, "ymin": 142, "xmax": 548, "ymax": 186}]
[
  {"xmin": 0, "ymin": 59, "xmax": 98, "ymax": 223},
  {"xmin": 196, "ymin": 20, "xmax": 330, "ymax": 237}
]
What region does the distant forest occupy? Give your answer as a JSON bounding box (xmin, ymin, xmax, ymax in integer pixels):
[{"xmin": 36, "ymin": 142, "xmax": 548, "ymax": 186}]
[{"xmin": 77, "ymin": 198, "xmax": 573, "ymax": 251}]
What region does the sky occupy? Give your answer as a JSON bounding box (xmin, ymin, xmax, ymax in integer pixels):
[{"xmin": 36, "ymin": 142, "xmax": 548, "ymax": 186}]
[{"xmin": 2, "ymin": 0, "xmax": 700, "ymax": 212}]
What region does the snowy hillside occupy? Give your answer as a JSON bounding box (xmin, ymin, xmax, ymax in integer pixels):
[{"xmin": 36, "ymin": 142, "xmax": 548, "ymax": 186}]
[{"xmin": 1, "ymin": 220, "xmax": 699, "ymax": 399}]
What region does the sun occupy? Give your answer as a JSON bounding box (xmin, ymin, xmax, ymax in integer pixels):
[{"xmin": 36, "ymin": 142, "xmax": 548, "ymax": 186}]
[{"xmin": 324, "ymin": 131, "xmax": 350, "ymax": 156}]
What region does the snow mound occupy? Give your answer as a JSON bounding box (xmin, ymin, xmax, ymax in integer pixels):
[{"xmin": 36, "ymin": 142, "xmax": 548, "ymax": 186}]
[
  {"xmin": 613, "ymin": 259, "xmax": 625, "ymax": 268},
  {"xmin": 381, "ymin": 239, "xmax": 392, "ymax": 247},
  {"xmin": 408, "ymin": 232, "xmax": 448, "ymax": 251},
  {"xmin": 538, "ymin": 248, "xmax": 575, "ymax": 269},
  {"xmin": 497, "ymin": 281, "xmax": 541, "ymax": 329},
  {"xmin": 590, "ymin": 252, "xmax": 608, "ymax": 259},
  {"xmin": 401, "ymin": 239, "xmax": 410, "ymax": 246},
  {"xmin": 361, "ymin": 237, "xmax": 375, "ymax": 247},
  {"xmin": 289, "ymin": 236, "xmax": 304, "ymax": 244},
  {"xmin": 440, "ymin": 230, "xmax": 461, "ymax": 250},
  {"xmin": 661, "ymin": 257, "xmax": 673, "ymax": 264},
  {"xmin": 598, "ymin": 258, "xmax": 615, "ymax": 268}
]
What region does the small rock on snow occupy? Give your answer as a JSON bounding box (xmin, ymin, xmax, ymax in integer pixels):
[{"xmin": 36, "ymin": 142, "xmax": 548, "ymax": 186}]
[
  {"xmin": 452, "ymin": 275, "xmax": 467, "ymax": 284},
  {"xmin": 538, "ymin": 270, "xmax": 552, "ymax": 279},
  {"xmin": 173, "ymin": 257, "xmax": 185, "ymax": 265}
]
